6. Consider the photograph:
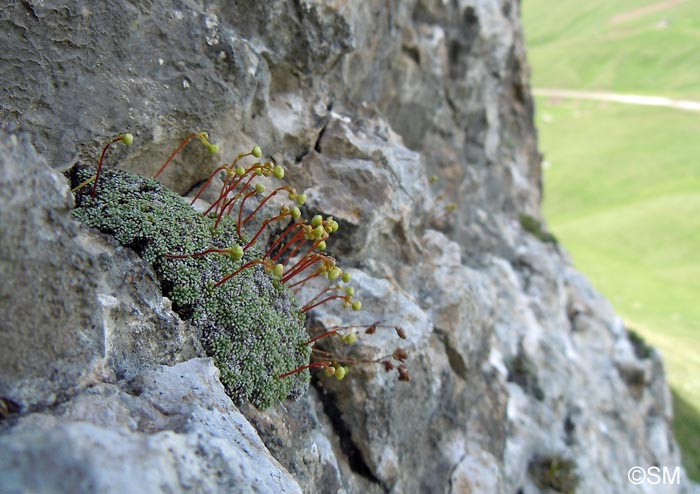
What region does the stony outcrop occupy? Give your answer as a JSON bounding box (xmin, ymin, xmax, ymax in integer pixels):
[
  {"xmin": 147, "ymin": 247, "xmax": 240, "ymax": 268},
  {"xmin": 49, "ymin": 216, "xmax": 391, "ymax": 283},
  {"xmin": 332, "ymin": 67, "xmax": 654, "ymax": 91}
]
[
  {"xmin": 0, "ymin": 358, "xmax": 303, "ymax": 494},
  {"xmin": 0, "ymin": 1, "xmax": 693, "ymax": 493}
]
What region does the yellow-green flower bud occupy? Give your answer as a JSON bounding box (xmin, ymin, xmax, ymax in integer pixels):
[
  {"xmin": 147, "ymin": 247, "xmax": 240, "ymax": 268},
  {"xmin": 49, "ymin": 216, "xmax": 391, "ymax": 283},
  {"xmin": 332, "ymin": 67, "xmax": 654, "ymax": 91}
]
[
  {"xmin": 334, "ymin": 366, "xmax": 347, "ymax": 380},
  {"xmin": 313, "ymin": 225, "xmax": 325, "ymax": 240},
  {"xmin": 330, "ymin": 220, "xmax": 339, "ymax": 232},
  {"xmin": 291, "ymin": 207, "xmax": 301, "ymax": 219},
  {"xmin": 341, "ymin": 271, "xmax": 351, "ymax": 283},
  {"xmin": 343, "ymin": 333, "xmax": 357, "ymax": 344},
  {"xmin": 296, "ymin": 194, "xmax": 307, "ymax": 206},
  {"xmin": 311, "ymin": 215, "xmax": 323, "ymax": 227},
  {"xmin": 345, "ymin": 286, "xmax": 354, "ymax": 296},
  {"xmin": 328, "ymin": 268, "xmax": 341, "ymax": 281},
  {"xmin": 272, "ymin": 263, "xmax": 284, "ymax": 277},
  {"xmin": 121, "ymin": 133, "xmax": 134, "ymax": 146},
  {"xmin": 208, "ymin": 143, "xmax": 220, "ymax": 154},
  {"xmin": 252, "ymin": 145, "xmax": 262, "ymax": 158},
  {"xmin": 316, "ymin": 240, "xmax": 326, "ymax": 251},
  {"xmin": 235, "ymin": 165, "xmax": 245, "ymax": 176},
  {"xmin": 227, "ymin": 244, "xmax": 244, "ymax": 260},
  {"xmin": 351, "ymin": 300, "xmax": 362, "ymax": 311},
  {"xmin": 273, "ymin": 165, "xmax": 285, "ymax": 180},
  {"xmin": 324, "ymin": 366, "xmax": 335, "ymax": 377},
  {"xmin": 255, "ymin": 183, "xmax": 266, "ymax": 194}
]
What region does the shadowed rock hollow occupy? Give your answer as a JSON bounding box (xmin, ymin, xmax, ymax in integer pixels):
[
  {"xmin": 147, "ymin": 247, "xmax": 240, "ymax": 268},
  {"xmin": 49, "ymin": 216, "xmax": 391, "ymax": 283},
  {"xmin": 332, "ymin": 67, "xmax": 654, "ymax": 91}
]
[{"xmin": 0, "ymin": 1, "xmax": 693, "ymax": 493}]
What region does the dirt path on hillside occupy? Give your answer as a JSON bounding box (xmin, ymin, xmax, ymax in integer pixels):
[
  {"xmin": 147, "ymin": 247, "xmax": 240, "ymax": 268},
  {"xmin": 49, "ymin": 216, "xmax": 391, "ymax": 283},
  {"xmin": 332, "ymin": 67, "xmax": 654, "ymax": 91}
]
[
  {"xmin": 608, "ymin": 0, "xmax": 684, "ymax": 25},
  {"xmin": 532, "ymin": 88, "xmax": 700, "ymax": 112}
]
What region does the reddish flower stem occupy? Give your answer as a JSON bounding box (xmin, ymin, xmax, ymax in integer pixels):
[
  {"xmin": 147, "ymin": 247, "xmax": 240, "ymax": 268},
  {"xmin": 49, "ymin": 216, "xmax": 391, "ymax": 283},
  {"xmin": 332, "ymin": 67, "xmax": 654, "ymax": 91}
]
[
  {"xmin": 283, "ymin": 238, "xmax": 326, "ymax": 277},
  {"xmin": 242, "ymin": 186, "xmax": 294, "ymax": 226},
  {"xmin": 190, "ymin": 164, "xmax": 229, "ymax": 206},
  {"xmin": 209, "ymin": 175, "xmax": 255, "ymax": 230},
  {"xmin": 204, "ymin": 174, "xmax": 243, "ymax": 216},
  {"xmin": 91, "ymin": 136, "xmax": 125, "ymax": 198},
  {"xmin": 301, "ymin": 286, "xmax": 340, "ymax": 308},
  {"xmin": 216, "ymin": 177, "xmax": 247, "ymax": 218},
  {"xmin": 285, "ymin": 234, "xmax": 314, "ymax": 262},
  {"xmin": 271, "ymin": 228, "xmax": 308, "ymax": 263},
  {"xmin": 213, "ymin": 259, "xmax": 266, "ymax": 288},
  {"xmin": 236, "ymin": 189, "xmax": 259, "ymax": 235},
  {"xmin": 163, "ymin": 247, "xmax": 229, "ymax": 259},
  {"xmin": 305, "ymin": 322, "xmax": 385, "ymax": 333},
  {"xmin": 311, "ymin": 348, "xmax": 388, "ymax": 366},
  {"xmin": 286, "ymin": 269, "xmax": 323, "ymax": 289},
  {"xmin": 219, "ymin": 174, "xmax": 256, "ymax": 219},
  {"xmin": 244, "ymin": 213, "xmax": 290, "ymax": 252},
  {"xmin": 278, "ymin": 361, "xmax": 332, "ymax": 379},
  {"xmin": 204, "ymin": 165, "xmax": 260, "ymax": 217},
  {"xmin": 264, "ymin": 221, "xmax": 306, "ymax": 259},
  {"xmin": 301, "ymin": 294, "xmax": 350, "ymax": 313},
  {"xmin": 280, "ymin": 253, "xmax": 325, "ymax": 283},
  {"xmin": 301, "ymin": 330, "xmax": 339, "ymax": 346},
  {"xmin": 154, "ymin": 132, "xmax": 201, "ymax": 179}
]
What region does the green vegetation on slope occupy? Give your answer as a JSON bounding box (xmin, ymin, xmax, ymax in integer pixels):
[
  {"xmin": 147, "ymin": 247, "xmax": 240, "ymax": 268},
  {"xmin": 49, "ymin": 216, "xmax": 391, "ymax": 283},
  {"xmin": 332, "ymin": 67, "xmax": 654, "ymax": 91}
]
[
  {"xmin": 524, "ymin": 0, "xmax": 700, "ymax": 479},
  {"xmin": 534, "ymin": 96, "xmax": 700, "ymax": 480},
  {"xmin": 523, "ymin": 0, "xmax": 700, "ymax": 98},
  {"xmin": 673, "ymin": 389, "xmax": 700, "ymax": 481}
]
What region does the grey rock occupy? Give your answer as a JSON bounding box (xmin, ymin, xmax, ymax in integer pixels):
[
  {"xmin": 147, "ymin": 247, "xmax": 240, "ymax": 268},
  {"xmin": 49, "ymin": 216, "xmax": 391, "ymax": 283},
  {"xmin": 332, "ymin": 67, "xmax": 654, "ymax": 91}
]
[
  {"xmin": 291, "ymin": 108, "xmax": 430, "ymax": 267},
  {"xmin": 0, "ymin": 131, "xmax": 199, "ymax": 411},
  {"xmin": 0, "ymin": 359, "xmax": 302, "ymax": 494},
  {"xmin": 285, "ymin": 264, "xmax": 509, "ymax": 493},
  {"xmin": 0, "ymin": 131, "xmax": 102, "ymax": 410}
]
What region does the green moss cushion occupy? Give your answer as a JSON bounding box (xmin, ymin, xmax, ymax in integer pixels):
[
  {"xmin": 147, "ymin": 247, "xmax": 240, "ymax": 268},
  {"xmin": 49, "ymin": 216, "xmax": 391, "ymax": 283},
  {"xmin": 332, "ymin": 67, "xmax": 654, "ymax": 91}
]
[{"xmin": 69, "ymin": 166, "xmax": 310, "ymax": 408}]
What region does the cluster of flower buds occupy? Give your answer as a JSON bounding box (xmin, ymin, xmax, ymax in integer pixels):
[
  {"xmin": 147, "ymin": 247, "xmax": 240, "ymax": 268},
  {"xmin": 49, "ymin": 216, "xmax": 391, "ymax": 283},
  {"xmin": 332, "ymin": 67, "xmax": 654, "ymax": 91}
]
[
  {"xmin": 84, "ymin": 133, "xmax": 410, "ymax": 389},
  {"xmin": 278, "ymin": 360, "xmax": 349, "ymax": 381},
  {"xmin": 278, "ymin": 322, "xmax": 411, "ymax": 383},
  {"xmin": 204, "ymin": 154, "xmax": 294, "ymax": 232},
  {"xmin": 157, "ymin": 139, "xmax": 360, "ymax": 314}
]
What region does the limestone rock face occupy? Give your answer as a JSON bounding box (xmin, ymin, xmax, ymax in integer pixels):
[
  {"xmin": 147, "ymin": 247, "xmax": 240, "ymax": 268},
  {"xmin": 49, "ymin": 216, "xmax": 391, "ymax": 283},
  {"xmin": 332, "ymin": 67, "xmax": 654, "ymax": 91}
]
[
  {"xmin": 0, "ymin": 1, "xmax": 693, "ymax": 494},
  {"xmin": 0, "ymin": 133, "xmax": 200, "ymax": 411},
  {"xmin": 0, "ymin": 359, "xmax": 303, "ymax": 494}
]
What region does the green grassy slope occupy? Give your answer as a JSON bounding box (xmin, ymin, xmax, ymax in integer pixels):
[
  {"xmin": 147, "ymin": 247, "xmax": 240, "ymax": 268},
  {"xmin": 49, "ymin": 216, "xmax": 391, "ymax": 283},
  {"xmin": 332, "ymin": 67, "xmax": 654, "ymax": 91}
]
[
  {"xmin": 524, "ymin": 0, "xmax": 700, "ymax": 98},
  {"xmin": 535, "ymin": 99, "xmax": 700, "ymax": 480},
  {"xmin": 673, "ymin": 389, "xmax": 700, "ymax": 482},
  {"xmin": 524, "ymin": 0, "xmax": 700, "ymax": 481}
]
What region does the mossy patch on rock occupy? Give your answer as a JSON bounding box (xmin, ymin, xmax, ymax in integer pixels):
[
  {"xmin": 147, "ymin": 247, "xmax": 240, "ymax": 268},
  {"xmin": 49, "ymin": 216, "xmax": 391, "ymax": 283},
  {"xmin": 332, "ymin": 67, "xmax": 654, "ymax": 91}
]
[
  {"xmin": 626, "ymin": 327, "xmax": 653, "ymax": 360},
  {"xmin": 69, "ymin": 165, "xmax": 310, "ymax": 409},
  {"xmin": 507, "ymin": 350, "xmax": 545, "ymax": 401},
  {"xmin": 519, "ymin": 214, "xmax": 558, "ymax": 245},
  {"xmin": 528, "ymin": 454, "xmax": 580, "ymax": 494}
]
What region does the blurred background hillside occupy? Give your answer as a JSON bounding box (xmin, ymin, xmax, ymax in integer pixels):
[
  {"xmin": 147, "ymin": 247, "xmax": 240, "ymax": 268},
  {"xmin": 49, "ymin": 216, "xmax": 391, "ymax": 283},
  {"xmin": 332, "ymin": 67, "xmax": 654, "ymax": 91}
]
[{"xmin": 523, "ymin": 0, "xmax": 700, "ymax": 480}]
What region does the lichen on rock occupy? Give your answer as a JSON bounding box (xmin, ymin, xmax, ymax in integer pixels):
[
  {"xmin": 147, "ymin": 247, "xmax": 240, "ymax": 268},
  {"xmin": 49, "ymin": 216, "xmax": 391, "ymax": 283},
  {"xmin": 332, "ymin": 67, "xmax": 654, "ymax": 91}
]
[{"xmin": 68, "ymin": 165, "xmax": 310, "ymax": 409}]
